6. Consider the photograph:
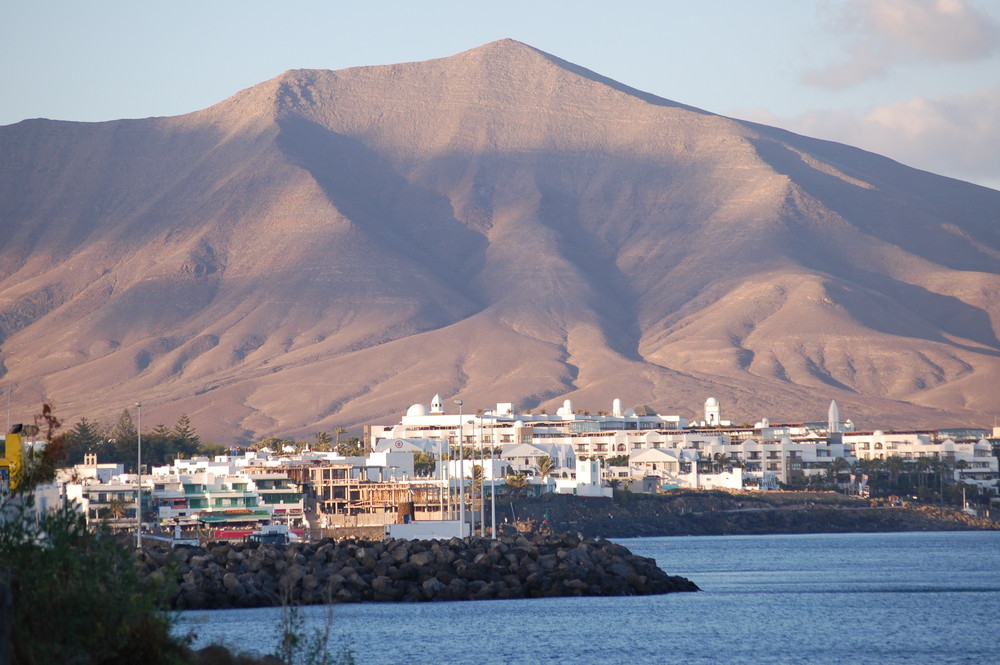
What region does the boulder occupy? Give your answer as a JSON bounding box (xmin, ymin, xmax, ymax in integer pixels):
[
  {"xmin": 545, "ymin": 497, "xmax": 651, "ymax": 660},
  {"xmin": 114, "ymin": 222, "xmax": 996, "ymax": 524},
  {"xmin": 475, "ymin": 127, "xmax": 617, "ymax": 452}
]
[{"xmin": 148, "ymin": 531, "xmax": 698, "ymax": 609}]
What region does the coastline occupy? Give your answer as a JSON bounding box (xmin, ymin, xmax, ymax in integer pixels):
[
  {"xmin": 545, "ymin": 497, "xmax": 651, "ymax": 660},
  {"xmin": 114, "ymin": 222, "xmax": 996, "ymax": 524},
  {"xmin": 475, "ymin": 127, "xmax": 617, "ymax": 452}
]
[{"xmin": 505, "ymin": 490, "xmax": 1000, "ymax": 538}]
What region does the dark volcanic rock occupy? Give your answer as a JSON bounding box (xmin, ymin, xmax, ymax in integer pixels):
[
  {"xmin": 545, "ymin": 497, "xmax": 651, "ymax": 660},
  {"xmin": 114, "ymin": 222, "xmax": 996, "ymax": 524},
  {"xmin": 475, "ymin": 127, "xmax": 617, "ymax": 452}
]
[
  {"xmin": 143, "ymin": 533, "xmax": 697, "ymax": 610},
  {"xmin": 506, "ymin": 491, "xmax": 1000, "ymax": 538}
]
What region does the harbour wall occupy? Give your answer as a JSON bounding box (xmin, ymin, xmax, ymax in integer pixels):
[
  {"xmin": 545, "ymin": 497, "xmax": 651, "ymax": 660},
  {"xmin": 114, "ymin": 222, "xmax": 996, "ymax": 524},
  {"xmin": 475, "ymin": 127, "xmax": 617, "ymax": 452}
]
[{"xmin": 142, "ymin": 532, "xmax": 698, "ymax": 610}]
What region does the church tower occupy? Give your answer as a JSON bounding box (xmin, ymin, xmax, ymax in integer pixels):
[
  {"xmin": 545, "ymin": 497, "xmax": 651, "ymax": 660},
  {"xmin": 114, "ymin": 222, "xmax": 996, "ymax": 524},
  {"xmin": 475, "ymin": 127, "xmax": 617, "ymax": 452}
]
[{"xmin": 705, "ymin": 398, "xmax": 721, "ymax": 427}]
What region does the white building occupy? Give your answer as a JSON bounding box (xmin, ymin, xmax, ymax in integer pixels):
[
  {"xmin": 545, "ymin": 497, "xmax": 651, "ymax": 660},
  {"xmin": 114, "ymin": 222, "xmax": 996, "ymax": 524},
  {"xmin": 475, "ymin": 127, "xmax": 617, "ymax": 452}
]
[
  {"xmin": 846, "ymin": 432, "xmax": 998, "ymax": 491},
  {"xmin": 366, "ymin": 395, "xmax": 689, "ymax": 453}
]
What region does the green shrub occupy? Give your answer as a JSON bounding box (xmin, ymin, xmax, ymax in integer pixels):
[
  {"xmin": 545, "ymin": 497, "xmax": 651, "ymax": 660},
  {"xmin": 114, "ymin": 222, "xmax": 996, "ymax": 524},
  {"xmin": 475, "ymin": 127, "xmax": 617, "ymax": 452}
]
[{"xmin": 0, "ymin": 499, "xmax": 188, "ymax": 664}]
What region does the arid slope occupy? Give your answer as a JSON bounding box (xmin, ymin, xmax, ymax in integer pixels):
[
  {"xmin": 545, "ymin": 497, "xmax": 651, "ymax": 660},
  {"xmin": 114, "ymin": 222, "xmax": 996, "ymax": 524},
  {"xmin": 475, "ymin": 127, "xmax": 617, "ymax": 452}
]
[{"xmin": 1, "ymin": 40, "xmax": 999, "ymax": 442}]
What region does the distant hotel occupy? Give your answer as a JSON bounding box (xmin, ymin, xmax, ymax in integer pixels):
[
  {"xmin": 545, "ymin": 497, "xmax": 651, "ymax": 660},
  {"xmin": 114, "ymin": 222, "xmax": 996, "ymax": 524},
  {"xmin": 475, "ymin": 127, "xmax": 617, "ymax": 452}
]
[
  {"xmin": 366, "ymin": 394, "xmax": 998, "ymax": 493},
  {"xmin": 4, "ymin": 393, "xmax": 997, "ymax": 541}
]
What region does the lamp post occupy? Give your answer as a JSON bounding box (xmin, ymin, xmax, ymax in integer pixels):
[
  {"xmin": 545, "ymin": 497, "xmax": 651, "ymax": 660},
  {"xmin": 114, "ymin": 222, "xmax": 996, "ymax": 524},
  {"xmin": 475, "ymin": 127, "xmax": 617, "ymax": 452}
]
[
  {"xmin": 454, "ymin": 399, "xmax": 464, "ymax": 537},
  {"xmin": 476, "ymin": 416, "xmax": 485, "ymax": 536},
  {"xmin": 135, "ymin": 401, "xmax": 142, "ymax": 549},
  {"xmin": 484, "ymin": 409, "xmax": 497, "ymax": 539},
  {"xmin": 438, "ymin": 435, "xmax": 445, "ymax": 519},
  {"xmin": 467, "ymin": 418, "xmax": 480, "ymax": 535}
]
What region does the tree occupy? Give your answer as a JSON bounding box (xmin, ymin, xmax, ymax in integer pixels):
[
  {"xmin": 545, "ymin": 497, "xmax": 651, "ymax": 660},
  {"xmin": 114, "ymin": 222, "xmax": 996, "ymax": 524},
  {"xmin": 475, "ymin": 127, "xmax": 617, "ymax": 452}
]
[
  {"xmin": 413, "ymin": 452, "xmax": 436, "ymax": 477},
  {"xmin": 197, "ymin": 440, "xmax": 227, "ymax": 458},
  {"xmin": 826, "ymin": 457, "xmax": 850, "ymax": 488},
  {"xmin": 504, "ymin": 472, "xmax": 529, "ymax": 497},
  {"xmin": 471, "ymin": 464, "xmax": 484, "ymax": 495},
  {"xmin": 63, "ymin": 417, "xmax": 104, "ymax": 465},
  {"xmin": 254, "ymin": 436, "xmax": 293, "ymax": 453},
  {"xmin": 110, "ymin": 408, "xmax": 137, "ymax": 441},
  {"xmin": 104, "ymin": 496, "xmax": 128, "ymax": 522},
  {"xmin": 107, "ymin": 408, "xmax": 140, "ymax": 470},
  {"xmin": 2, "ymin": 404, "xmax": 66, "ymax": 506},
  {"xmin": 884, "ymin": 455, "xmax": 906, "ymax": 492},
  {"xmin": 337, "ymin": 437, "xmax": 365, "ymax": 457},
  {"xmin": 536, "ymin": 455, "xmax": 556, "ymax": 481},
  {"xmin": 314, "ymin": 431, "xmax": 333, "ymax": 451},
  {"xmin": 1, "ymin": 505, "xmax": 185, "ymax": 664},
  {"xmin": 605, "ymin": 455, "xmax": 629, "ymax": 467},
  {"xmin": 712, "ymin": 452, "xmax": 735, "ymax": 473},
  {"xmin": 0, "ymin": 404, "xmax": 190, "ymax": 664},
  {"xmin": 172, "ymin": 414, "xmax": 201, "ymax": 449}
]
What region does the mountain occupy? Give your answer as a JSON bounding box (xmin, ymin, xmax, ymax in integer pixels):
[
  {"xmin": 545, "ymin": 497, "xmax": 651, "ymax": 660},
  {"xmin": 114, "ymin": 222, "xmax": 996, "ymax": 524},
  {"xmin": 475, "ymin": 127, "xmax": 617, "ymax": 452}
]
[{"xmin": 2, "ymin": 39, "xmax": 999, "ymax": 443}]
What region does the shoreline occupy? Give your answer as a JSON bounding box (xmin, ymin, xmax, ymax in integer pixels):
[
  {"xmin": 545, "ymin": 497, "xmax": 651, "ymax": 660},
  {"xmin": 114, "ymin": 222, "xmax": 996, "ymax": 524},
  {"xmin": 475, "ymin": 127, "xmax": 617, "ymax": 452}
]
[{"xmin": 505, "ymin": 490, "xmax": 1000, "ymax": 539}]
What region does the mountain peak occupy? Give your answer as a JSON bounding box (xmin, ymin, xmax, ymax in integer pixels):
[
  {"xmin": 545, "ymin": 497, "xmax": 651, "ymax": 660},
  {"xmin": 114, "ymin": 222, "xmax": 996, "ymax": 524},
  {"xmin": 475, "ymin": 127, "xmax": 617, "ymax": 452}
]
[{"xmin": 2, "ymin": 42, "xmax": 999, "ymax": 442}]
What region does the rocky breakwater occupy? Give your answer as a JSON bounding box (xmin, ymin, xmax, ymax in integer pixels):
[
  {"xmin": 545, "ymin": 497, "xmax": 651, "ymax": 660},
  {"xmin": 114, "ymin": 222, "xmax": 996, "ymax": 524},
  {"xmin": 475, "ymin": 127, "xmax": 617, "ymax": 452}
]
[{"xmin": 141, "ymin": 533, "xmax": 698, "ymax": 610}]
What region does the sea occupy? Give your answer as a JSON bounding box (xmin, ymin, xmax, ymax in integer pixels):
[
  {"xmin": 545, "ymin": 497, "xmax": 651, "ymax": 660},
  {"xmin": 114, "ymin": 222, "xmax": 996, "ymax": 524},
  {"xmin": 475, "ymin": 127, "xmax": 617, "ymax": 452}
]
[{"xmin": 175, "ymin": 530, "xmax": 1000, "ymax": 664}]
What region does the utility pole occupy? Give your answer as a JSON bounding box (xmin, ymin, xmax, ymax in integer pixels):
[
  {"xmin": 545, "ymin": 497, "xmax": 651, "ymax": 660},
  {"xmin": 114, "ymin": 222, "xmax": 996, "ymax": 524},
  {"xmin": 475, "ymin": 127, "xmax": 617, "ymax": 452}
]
[
  {"xmin": 454, "ymin": 399, "xmax": 464, "ymax": 537},
  {"xmin": 135, "ymin": 401, "xmax": 142, "ymax": 549}
]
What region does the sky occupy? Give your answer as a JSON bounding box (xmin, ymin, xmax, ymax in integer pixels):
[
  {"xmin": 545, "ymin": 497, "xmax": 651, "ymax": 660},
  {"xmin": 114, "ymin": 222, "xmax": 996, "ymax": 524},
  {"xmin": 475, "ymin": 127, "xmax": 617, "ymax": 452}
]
[{"xmin": 2, "ymin": 0, "xmax": 999, "ymax": 190}]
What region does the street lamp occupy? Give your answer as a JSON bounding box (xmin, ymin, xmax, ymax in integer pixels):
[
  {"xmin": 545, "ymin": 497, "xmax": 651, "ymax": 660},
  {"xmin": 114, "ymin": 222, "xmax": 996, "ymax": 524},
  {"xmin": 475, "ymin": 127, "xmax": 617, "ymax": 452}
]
[
  {"xmin": 454, "ymin": 399, "xmax": 464, "ymax": 537},
  {"xmin": 135, "ymin": 401, "xmax": 142, "ymax": 549},
  {"xmin": 478, "ymin": 416, "xmax": 485, "ymax": 534},
  {"xmin": 483, "ymin": 409, "xmax": 497, "ymax": 538},
  {"xmin": 437, "ymin": 435, "xmax": 445, "ymax": 519},
  {"xmin": 467, "ymin": 418, "xmax": 480, "ymax": 535},
  {"xmin": 479, "ymin": 416, "xmax": 486, "ymax": 536}
]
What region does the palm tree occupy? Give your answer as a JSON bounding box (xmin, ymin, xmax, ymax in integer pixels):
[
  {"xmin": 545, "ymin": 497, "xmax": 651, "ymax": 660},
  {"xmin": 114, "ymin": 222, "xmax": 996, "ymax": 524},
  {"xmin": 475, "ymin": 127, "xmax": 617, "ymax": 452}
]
[
  {"xmin": 536, "ymin": 455, "xmax": 556, "ymax": 482},
  {"xmin": 883, "ymin": 455, "xmax": 906, "ymax": 492},
  {"xmin": 915, "ymin": 457, "xmax": 932, "ymax": 494},
  {"xmin": 314, "ymin": 431, "xmax": 332, "ymax": 451},
  {"xmin": 712, "ymin": 452, "xmax": 742, "ymax": 473},
  {"xmin": 505, "ymin": 472, "xmax": 529, "ymax": 498},
  {"xmin": 102, "ymin": 497, "xmax": 128, "ymax": 527},
  {"xmin": 827, "ymin": 457, "xmax": 850, "ymax": 488}
]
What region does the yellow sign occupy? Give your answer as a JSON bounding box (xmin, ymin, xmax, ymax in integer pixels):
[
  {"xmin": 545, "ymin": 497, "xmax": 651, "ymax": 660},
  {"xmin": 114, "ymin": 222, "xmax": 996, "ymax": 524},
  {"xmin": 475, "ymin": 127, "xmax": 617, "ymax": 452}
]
[{"xmin": 1, "ymin": 427, "xmax": 23, "ymax": 493}]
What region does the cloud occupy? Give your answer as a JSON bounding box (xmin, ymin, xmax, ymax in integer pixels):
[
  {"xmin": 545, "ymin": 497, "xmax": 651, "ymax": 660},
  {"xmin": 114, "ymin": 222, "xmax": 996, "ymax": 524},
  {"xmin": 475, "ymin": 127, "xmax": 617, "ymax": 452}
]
[
  {"xmin": 803, "ymin": 0, "xmax": 1000, "ymax": 89},
  {"xmin": 735, "ymin": 85, "xmax": 1000, "ymax": 190}
]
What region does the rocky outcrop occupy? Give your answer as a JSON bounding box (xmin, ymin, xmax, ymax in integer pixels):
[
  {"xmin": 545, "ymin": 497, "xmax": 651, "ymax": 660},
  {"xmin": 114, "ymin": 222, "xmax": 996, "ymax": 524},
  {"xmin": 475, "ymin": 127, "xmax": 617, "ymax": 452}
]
[
  {"xmin": 140, "ymin": 533, "xmax": 698, "ymax": 610},
  {"xmin": 508, "ymin": 491, "xmax": 1000, "ymax": 538}
]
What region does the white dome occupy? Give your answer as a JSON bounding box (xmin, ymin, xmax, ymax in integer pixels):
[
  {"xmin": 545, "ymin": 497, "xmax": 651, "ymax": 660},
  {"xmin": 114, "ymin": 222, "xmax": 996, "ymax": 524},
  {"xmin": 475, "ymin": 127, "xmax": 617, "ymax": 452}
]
[
  {"xmin": 705, "ymin": 397, "xmax": 719, "ymax": 406},
  {"xmin": 406, "ymin": 403, "xmax": 430, "ymax": 417}
]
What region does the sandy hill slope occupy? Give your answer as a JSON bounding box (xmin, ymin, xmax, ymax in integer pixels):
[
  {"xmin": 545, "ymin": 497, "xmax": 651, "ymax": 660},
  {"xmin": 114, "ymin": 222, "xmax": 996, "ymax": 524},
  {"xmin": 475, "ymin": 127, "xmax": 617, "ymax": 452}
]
[{"xmin": 2, "ymin": 39, "xmax": 999, "ymax": 442}]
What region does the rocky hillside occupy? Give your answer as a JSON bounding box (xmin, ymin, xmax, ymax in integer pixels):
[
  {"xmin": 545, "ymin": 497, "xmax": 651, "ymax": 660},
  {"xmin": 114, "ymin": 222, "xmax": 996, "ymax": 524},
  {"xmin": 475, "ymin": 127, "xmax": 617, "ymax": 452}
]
[{"xmin": 3, "ymin": 39, "xmax": 999, "ymax": 442}]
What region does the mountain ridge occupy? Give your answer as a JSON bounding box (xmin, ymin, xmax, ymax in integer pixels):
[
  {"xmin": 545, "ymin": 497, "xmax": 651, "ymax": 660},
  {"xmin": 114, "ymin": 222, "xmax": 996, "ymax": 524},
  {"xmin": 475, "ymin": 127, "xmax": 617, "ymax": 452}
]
[{"xmin": 2, "ymin": 39, "xmax": 999, "ymax": 442}]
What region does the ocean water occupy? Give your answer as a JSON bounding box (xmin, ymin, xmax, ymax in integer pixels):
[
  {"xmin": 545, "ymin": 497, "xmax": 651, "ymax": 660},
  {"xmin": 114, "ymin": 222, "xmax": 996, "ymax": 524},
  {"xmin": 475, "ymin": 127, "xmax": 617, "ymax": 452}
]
[{"xmin": 176, "ymin": 531, "xmax": 1000, "ymax": 664}]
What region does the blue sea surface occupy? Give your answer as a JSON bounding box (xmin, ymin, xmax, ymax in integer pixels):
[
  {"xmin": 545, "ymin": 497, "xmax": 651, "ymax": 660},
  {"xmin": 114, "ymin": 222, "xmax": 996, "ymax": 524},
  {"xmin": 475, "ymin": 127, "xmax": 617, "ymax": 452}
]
[{"xmin": 176, "ymin": 531, "xmax": 1000, "ymax": 664}]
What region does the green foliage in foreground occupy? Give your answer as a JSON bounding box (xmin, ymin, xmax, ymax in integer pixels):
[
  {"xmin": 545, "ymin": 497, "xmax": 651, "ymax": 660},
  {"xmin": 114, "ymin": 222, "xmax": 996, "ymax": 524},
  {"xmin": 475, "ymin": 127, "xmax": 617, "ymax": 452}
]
[{"xmin": 0, "ymin": 500, "xmax": 188, "ymax": 665}]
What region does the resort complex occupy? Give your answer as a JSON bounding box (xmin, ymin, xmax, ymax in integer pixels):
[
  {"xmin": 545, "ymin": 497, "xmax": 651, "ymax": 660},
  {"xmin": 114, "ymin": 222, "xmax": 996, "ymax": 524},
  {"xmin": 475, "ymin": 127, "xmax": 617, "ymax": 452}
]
[{"xmin": 2, "ymin": 394, "xmax": 998, "ymax": 540}]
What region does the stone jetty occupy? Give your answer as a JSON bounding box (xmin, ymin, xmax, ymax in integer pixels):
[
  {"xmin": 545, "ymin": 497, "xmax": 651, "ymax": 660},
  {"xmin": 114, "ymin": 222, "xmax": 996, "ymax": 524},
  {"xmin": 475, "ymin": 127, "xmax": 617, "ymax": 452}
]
[{"xmin": 140, "ymin": 532, "xmax": 698, "ymax": 610}]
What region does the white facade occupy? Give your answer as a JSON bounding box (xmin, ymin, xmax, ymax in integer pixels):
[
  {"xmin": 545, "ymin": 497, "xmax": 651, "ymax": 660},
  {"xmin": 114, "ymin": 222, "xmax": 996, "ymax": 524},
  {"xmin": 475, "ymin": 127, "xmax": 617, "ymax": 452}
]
[
  {"xmin": 555, "ymin": 459, "xmax": 613, "ymax": 497},
  {"xmin": 368, "ymin": 396, "xmax": 689, "ymax": 452},
  {"xmin": 847, "ymin": 433, "xmax": 998, "ymax": 490}
]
